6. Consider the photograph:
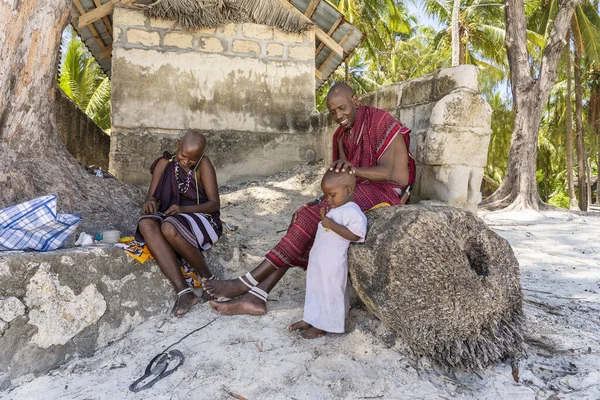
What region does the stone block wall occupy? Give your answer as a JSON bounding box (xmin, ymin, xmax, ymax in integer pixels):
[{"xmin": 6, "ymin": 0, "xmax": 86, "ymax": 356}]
[
  {"xmin": 110, "ymin": 7, "xmax": 317, "ymax": 186},
  {"xmin": 316, "ymin": 65, "xmax": 492, "ymax": 212},
  {"xmin": 55, "ymin": 89, "xmax": 111, "ymax": 170}
]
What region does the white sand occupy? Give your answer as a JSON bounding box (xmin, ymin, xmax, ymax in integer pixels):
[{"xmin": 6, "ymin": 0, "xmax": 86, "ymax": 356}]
[{"xmin": 3, "ymin": 163, "xmax": 600, "ymax": 400}]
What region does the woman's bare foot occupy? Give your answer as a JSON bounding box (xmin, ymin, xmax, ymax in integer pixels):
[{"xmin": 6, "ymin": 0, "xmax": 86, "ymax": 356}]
[
  {"xmin": 300, "ymin": 327, "xmax": 326, "ymax": 339},
  {"xmin": 209, "ymin": 292, "xmax": 266, "ymax": 316},
  {"xmin": 202, "ymin": 277, "xmax": 249, "ymax": 299},
  {"xmin": 172, "ymin": 292, "xmax": 199, "ymax": 317},
  {"xmin": 288, "ymin": 320, "xmax": 312, "ymax": 332}
]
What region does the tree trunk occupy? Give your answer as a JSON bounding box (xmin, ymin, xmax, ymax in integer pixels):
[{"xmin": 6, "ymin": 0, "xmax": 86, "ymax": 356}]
[
  {"xmin": 451, "ymin": 0, "xmax": 460, "ymax": 66},
  {"xmin": 482, "ymin": 0, "xmax": 578, "ymax": 211},
  {"xmin": 483, "ymin": 91, "xmax": 544, "ymax": 210},
  {"xmin": 345, "ymin": 60, "xmax": 349, "ymax": 83},
  {"xmin": 590, "ymin": 71, "xmax": 600, "ymax": 204},
  {"xmin": 592, "ymin": 76, "xmax": 600, "ymax": 204},
  {"xmin": 0, "ymin": 0, "xmax": 143, "ymax": 233},
  {"xmin": 564, "ymin": 31, "xmax": 579, "ymax": 209},
  {"xmin": 574, "ymin": 41, "xmax": 588, "ymax": 211},
  {"xmin": 586, "ymin": 156, "xmax": 592, "ymax": 207}
]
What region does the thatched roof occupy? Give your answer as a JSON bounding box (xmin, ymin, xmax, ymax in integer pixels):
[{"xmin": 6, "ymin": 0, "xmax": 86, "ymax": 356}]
[
  {"xmin": 70, "ymin": 0, "xmax": 364, "ymax": 85},
  {"xmin": 142, "ymin": 0, "xmax": 313, "ymax": 32}
]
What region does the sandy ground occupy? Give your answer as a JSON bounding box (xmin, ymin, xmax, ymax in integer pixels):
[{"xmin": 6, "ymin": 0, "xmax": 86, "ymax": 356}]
[{"xmin": 3, "ymin": 163, "xmax": 600, "ymax": 400}]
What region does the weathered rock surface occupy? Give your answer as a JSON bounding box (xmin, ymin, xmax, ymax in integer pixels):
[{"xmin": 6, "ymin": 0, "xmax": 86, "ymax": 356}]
[
  {"xmin": 0, "ymin": 233, "xmax": 240, "ymax": 389},
  {"xmin": 349, "ymin": 205, "xmax": 523, "ymax": 369}
]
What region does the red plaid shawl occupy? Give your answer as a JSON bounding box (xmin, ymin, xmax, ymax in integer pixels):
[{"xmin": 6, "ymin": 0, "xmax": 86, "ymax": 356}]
[{"xmin": 332, "ymin": 105, "xmax": 415, "ymax": 187}]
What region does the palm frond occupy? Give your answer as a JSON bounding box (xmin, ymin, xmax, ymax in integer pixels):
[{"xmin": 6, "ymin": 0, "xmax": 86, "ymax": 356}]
[{"xmin": 575, "ymin": 2, "xmax": 600, "ymax": 64}]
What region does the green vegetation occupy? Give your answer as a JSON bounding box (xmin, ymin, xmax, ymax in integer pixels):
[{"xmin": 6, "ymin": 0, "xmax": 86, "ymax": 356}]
[
  {"xmin": 57, "ymin": 2, "xmax": 600, "ymax": 208},
  {"xmin": 320, "ymin": 0, "xmax": 600, "ymax": 208},
  {"xmin": 58, "ymin": 28, "xmax": 111, "ymax": 131}
]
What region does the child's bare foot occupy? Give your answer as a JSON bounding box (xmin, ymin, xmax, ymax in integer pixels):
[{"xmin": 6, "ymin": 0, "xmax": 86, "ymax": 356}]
[
  {"xmin": 209, "ymin": 292, "xmax": 266, "ymax": 316},
  {"xmin": 172, "ymin": 292, "xmax": 199, "ymax": 317},
  {"xmin": 300, "ymin": 327, "xmax": 326, "ymax": 339},
  {"xmin": 202, "ymin": 277, "xmax": 249, "ymax": 299},
  {"xmin": 288, "ymin": 320, "xmax": 312, "ymax": 332}
]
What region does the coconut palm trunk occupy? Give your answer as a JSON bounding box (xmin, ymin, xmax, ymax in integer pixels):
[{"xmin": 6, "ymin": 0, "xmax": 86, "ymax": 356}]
[
  {"xmin": 451, "ymin": 0, "xmax": 461, "ymax": 66},
  {"xmin": 593, "ymin": 75, "xmax": 600, "ymax": 204},
  {"xmin": 573, "ymin": 37, "xmax": 589, "ymax": 211},
  {"xmin": 482, "ymin": 0, "xmax": 578, "ymax": 210},
  {"xmin": 565, "ymin": 31, "xmax": 579, "ymax": 209},
  {"xmin": 0, "ymin": 0, "xmax": 142, "ymax": 231}
]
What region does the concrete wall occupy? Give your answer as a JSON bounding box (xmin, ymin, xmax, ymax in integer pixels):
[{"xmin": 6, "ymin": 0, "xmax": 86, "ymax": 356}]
[
  {"xmin": 316, "ymin": 65, "xmax": 492, "ymax": 212},
  {"xmin": 110, "ymin": 7, "xmax": 317, "ymax": 186},
  {"xmin": 55, "ymin": 90, "xmax": 111, "ymax": 170}
]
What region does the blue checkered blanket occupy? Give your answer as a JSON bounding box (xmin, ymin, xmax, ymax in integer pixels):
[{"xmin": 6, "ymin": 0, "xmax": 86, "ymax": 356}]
[{"xmin": 0, "ymin": 194, "xmax": 82, "ymax": 252}]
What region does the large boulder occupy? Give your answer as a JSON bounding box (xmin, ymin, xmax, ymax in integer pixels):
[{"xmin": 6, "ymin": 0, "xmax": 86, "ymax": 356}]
[
  {"xmin": 0, "ymin": 233, "xmax": 242, "ymax": 389},
  {"xmin": 349, "ymin": 205, "xmax": 523, "ymax": 369}
]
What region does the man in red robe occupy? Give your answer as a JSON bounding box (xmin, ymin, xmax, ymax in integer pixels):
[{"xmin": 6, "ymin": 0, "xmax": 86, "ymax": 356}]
[{"xmin": 204, "ymin": 82, "xmax": 415, "ymax": 315}]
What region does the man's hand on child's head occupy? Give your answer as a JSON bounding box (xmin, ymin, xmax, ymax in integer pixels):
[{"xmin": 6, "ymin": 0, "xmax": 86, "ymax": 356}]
[{"xmin": 329, "ymin": 160, "xmax": 355, "ymax": 175}]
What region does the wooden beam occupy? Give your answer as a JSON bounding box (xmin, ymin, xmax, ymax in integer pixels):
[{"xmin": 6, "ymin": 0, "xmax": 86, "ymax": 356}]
[
  {"xmin": 78, "ymin": 0, "xmax": 134, "ymax": 30},
  {"xmin": 93, "ymin": 0, "xmax": 113, "ymax": 38},
  {"xmin": 315, "ymin": 69, "xmax": 322, "ymax": 80},
  {"xmin": 99, "ymin": 45, "xmax": 112, "ymax": 60},
  {"xmin": 315, "ymin": 15, "xmax": 343, "ymax": 56},
  {"xmin": 314, "ymin": 26, "xmax": 343, "ymax": 57},
  {"xmin": 304, "ymin": 0, "xmax": 320, "ymax": 18},
  {"xmin": 317, "ymin": 31, "xmax": 351, "ymax": 74},
  {"xmin": 73, "ymin": 0, "xmax": 106, "ymax": 50}
]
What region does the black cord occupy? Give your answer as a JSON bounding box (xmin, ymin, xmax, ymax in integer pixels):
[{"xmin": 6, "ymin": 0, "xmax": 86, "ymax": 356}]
[{"xmin": 163, "ymin": 317, "xmax": 219, "ymax": 351}]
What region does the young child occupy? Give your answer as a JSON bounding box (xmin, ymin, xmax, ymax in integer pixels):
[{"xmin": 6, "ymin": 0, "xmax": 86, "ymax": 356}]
[
  {"xmin": 289, "ymin": 170, "xmax": 367, "ymax": 339},
  {"xmin": 135, "ymin": 130, "xmax": 222, "ymax": 317}
]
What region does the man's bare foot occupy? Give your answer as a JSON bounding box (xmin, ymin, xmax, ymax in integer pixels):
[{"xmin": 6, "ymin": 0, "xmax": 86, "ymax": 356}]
[
  {"xmin": 202, "ymin": 277, "xmax": 249, "ymax": 299},
  {"xmin": 300, "ymin": 327, "xmax": 326, "ymax": 339},
  {"xmin": 288, "ymin": 320, "xmax": 312, "ymax": 332},
  {"xmin": 209, "ymin": 292, "xmax": 266, "ymax": 316},
  {"xmin": 200, "ymin": 290, "xmax": 213, "ymax": 302},
  {"xmin": 171, "ymin": 292, "xmax": 199, "ymax": 317}
]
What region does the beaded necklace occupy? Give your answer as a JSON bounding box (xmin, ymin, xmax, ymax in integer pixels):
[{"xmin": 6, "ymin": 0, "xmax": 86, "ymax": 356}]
[{"xmin": 173, "ymin": 159, "xmax": 194, "ymax": 194}]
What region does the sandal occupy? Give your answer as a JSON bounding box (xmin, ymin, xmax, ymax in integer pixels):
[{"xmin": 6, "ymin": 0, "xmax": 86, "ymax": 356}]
[{"xmin": 129, "ymin": 349, "xmax": 185, "ymax": 392}]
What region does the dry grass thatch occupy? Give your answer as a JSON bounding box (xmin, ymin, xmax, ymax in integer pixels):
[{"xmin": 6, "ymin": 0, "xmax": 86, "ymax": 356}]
[{"xmin": 142, "ymin": 0, "xmax": 313, "ymax": 32}]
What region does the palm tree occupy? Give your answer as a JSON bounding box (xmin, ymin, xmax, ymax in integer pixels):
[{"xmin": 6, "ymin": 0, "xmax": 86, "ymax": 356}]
[
  {"xmin": 315, "ymin": 0, "xmax": 417, "ymax": 110},
  {"xmin": 58, "ymin": 33, "xmax": 111, "ymax": 130},
  {"xmin": 335, "ymin": 0, "xmax": 414, "ymax": 67},
  {"xmin": 590, "ymin": 68, "xmax": 600, "ymax": 203},
  {"xmin": 451, "ymin": 0, "xmax": 461, "ymax": 66},
  {"xmin": 533, "ymin": 0, "xmax": 600, "ymax": 210},
  {"xmin": 564, "ymin": 31, "xmax": 579, "ymax": 209},
  {"xmin": 315, "ymin": 24, "xmax": 451, "ymax": 111},
  {"xmin": 423, "ymin": 0, "xmax": 509, "ymax": 78}
]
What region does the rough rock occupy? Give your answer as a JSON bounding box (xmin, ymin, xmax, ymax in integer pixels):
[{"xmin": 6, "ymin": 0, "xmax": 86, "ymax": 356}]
[
  {"xmin": 0, "ymin": 232, "xmax": 242, "ymax": 388},
  {"xmin": 25, "ymin": 263, "xmax": 107, "ymax": 348},
  {"xmin": 349, "ymin": 205, "xmax": 523, "ymax": 369},
  {"xmin": 0, "ymin": 297, "xmax": 26, "ymax": 323}
]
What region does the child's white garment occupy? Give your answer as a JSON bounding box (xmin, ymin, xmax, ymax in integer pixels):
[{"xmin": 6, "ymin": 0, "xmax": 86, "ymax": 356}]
[{"xmin": 303, "ymin": 201, "xmax": 368, "ymax": 333}]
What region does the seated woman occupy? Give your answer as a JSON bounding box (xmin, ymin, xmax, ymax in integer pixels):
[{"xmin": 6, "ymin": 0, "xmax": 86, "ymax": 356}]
[{"xmin": 135, "ymin": 130, "xmax": 222, "ymax": 317}]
